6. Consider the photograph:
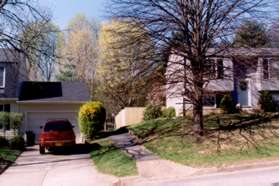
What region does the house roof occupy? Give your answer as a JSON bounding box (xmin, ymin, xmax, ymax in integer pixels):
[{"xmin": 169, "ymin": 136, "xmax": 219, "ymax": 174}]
[
  {"xmin": 210, "ymin": 48, "xmax": 279, "ymax": 57},
  {"xmin": 0, "ymin": 49, "xmax": 23, "ymax": 63},
  {"xmin": 17, "ymin": 81, "xmax": 90, "ymax": 103}
]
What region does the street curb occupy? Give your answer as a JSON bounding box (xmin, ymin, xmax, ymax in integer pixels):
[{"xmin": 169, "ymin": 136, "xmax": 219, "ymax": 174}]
[
  {"xmin": 111, "ymin": 159, "xmax": 279, "ymax": 185},
  {"xmin": 112, "ymin": 176, "xmax": 141, "ymax": 186},
  {"xmin": 194, "ymin": 158, "xmax": 279, "ymax": 176}
]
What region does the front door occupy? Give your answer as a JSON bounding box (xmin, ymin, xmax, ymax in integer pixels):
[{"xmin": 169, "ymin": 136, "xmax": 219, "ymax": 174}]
[{"xmin": 237, "ymin": 80, "xmax": 249, "ymax": 106}]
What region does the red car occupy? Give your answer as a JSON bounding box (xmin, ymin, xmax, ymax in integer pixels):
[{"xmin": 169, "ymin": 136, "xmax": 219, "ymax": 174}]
[{"xmin": 39, "ymin": 119, "xmax": 76, "ymax": 154}]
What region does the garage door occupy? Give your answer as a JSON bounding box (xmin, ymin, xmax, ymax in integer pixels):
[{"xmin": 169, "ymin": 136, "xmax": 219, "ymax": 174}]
[{"xmin": 26, "ymin": 112, "xmax": 81, "ymax": 143}]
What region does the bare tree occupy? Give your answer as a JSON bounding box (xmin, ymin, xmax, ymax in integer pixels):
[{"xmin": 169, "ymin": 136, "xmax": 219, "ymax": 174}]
[
  {"xmin": 0, "ymin": 0, "xmax": 52, "ymax": 68},
  {"xmin": 109, "ymin": 0, "xmax": 278, "ymax": 136},
  {"xmin": 21, "ymin": 21, "xmax": 61, "ymax": 81}
]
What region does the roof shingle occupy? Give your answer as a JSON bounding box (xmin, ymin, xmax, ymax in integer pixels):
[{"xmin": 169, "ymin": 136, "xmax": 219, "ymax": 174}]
[{"xmin": 18, "ymin": 81, "xmax": 90, "ymax": 103}]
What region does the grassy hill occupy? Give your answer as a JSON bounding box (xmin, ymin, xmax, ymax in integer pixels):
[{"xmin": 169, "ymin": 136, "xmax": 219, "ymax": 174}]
[{"xmin": 129, "ymin": 113, "xmax": 279, "ymax": 167}]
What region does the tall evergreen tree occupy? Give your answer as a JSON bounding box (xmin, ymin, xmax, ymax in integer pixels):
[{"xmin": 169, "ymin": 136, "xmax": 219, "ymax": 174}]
[{"xmin": 234, "ymin": 20, "xmax": 269, "ymax": 48}]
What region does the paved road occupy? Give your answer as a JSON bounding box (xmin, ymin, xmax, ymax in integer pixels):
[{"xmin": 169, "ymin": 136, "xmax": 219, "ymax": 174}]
[
  {"xmin": 0, "ymin": 146, "xmax": 117, "ymax": 186},
  {"xmin": 130, "ymin": 165, "xmax": 279, "ymax": 186}
]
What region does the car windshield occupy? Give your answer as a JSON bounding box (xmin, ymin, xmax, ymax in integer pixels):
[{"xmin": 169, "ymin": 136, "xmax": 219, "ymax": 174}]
[{"xmin": 44, "ymin": 121, "xmax": 72, "ymax": 132}]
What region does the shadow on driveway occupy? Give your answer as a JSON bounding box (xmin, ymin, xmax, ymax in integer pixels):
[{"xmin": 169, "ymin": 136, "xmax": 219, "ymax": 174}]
[{"xmin": 50, "ymin": 143, "xmax": 101, "ymax": 155}]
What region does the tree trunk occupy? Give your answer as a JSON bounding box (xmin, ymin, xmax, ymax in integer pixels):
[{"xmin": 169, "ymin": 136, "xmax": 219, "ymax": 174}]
[
  {"xmin": 192, "ymin": 74, "xmax": 204, "ymax": 137},
  {"xmin": 192, "ymin": 99, "xmax": 203, "ymax": 136}
]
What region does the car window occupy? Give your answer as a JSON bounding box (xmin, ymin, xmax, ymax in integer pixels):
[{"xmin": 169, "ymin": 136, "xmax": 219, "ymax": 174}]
[{"xmin": 44, "ymin": 121, "xmax": 72, "ymax": 132}]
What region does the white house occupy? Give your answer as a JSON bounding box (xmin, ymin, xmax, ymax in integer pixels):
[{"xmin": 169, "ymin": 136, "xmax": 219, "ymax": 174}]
[{"xmin": 166, "ymin": 48, "xmax": 279, "ymax": 116}]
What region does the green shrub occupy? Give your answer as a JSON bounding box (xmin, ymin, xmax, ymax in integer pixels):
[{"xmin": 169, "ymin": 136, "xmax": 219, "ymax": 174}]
[
  {"xmin": 258, "ymin": 91, "xmax": 277, "ymax": 112},
  {"xmin": 0, "ymin": 136, "xmax": 9, "ymax": 147},
  {"xmin": 143, "ymin": 105, "xmax": 162, "ymax": 121},
  {"xmin": 0, "ymin": 112, "xmax": 23, "ymax": 132},
  {"xmin": 9, "ymin": 113, "xmax": 23, "ymax": 131},
  {"xmin": 220, "ymin": 94, "xmax": 236, "ymax": 114},
  {"xmin": 0, "ymin": 112, "xmax": 10, "ymax": 130},
  {"xmin": 79, "ymin": 101, "xmax": 106, "ymax": 140},
  {"xmin": 162, "ymin": 107, "xmax": 176, "ymax": 118},
  {"xmin": 10, "ymin": 136, "xmax": 25, "ymax": 151}
]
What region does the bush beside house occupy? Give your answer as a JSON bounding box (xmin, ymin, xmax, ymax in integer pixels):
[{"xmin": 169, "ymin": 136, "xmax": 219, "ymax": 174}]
[
  {"xmin": 143, "ymin": 105, "xmax": 176, "ymax": 121},
  {"xmin": 258, "ymin": 91, "xmax": 277, "ymax": 112},
  {"xmin": 9, "ymin": 136, "xmax": 25, "ymax": 151},
  {"xmin": 9, "ymin": 113, "xmax": 23, "ymax": 134},
  {"xmin": 143, "ymin": 105, "xmax": 162, "ymax": 120},
  {"xmin": 0, "ymin": 137, "xmax": 9, "ymax": 148},
  {"xmin": 162, "ymin": 107, "xmax": 176, "ymax": 118},
  {"xmin": 79, "ymin": 101, "xmax": 106, "ymax": 140},
  {"xmin": 0, "ymin": 112, "xmax": 9, "ymax": 131},
  {"xmin": 220, "ymin": 94, "xmax": 236, "ymax": 114},
  {"xmin": 0, "ymin": 112, "xmax": 23, "ymax": 135},
  {"xmin": 0, "ymin": 112, "xmax": 25, "ymax": 151}
]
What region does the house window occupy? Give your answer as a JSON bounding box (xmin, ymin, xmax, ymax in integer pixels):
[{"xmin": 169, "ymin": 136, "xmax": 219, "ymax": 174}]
[
  {"xmin": 204, "ymin": 58, "xmax": 224, "ymax": 79},
  {"xmin": 203, "ymin": 95, "xmax": 216, "ymax": 107},
  {"xmin": 263, "ymin": 58, "xmax": 270, "ymax": 80},
  {"xmin": 0, "ymin": 104, "xmax": 10, "ymax": 112},
  {"xmin": 0, "ymin": 67, "xmax": 5, "ymax": 88},
  {"xmin": 204, "ymin": 59, "xmax": 216, "ymax": 79},
  {"xmin": 217, "ymin": 59, "xmax": 224, "ymax": 79}
]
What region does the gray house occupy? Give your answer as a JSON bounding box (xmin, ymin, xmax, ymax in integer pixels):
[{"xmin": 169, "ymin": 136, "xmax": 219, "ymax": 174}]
[
  {"xmin": 0, "ymin": 49, "xmax": 90, "ymax": 141},
  {"xmin": 166, "ymin": 48, "xmax": 279, "ymax": 116}
]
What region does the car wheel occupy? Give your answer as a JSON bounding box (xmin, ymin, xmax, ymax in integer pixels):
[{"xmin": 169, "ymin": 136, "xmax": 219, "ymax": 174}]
[{"xmin": 39, "ymin": 145, "xmax": 45, "ymax": 154}]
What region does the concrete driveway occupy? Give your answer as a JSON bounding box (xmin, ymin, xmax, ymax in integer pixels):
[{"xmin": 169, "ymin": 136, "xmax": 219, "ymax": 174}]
[{"xmin": 0, "ymin": 145, "xmax": 117, "ymax": 186}]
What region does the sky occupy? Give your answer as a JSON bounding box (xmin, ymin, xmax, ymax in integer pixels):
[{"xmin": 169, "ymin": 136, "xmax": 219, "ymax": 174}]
[{"xmin": 39, "ymin": 0, "xmax": 107, "ymax": 29}]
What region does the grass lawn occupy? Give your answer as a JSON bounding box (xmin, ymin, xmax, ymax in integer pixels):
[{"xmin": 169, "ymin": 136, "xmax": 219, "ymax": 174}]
[
  {"xmin": 129, "ymin": 113, "xmax": 279, "ymax": 167},
  {"xmin": 90, "ymin": 140, "xmax": 137, "ymax": 177},
  {"xmin": 0, "ymin": 147, "xmax": 21, "ymax": 174},
  {"xmin": 0, "ymin": 148, "xmax": 20, "ymax": 162}
]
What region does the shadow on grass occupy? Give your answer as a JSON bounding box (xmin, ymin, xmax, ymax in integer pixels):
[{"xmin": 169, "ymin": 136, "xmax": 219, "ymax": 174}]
[{"xmin": 129, "ymin": 113, "xmax": 279, "ymax": 153}]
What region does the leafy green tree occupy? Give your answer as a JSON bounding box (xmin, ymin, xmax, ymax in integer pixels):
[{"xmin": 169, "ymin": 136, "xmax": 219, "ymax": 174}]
[
  {"xmin": 234, "ymin": 20, "xmax": 269, "ymax": 48},
  {"xmin": 96, "ymin": 21, "xmax": 157, "ymax": 113},
  {"xmin": 56, "ymin": 64, "xmax": 77, "ymax": 81},
  {"xmin": 57, "ymin": 14, "xmax": 99, "ymax": 96}
]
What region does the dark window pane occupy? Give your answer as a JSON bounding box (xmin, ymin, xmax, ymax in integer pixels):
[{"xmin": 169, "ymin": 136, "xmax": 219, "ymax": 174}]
[
  {"xmin": 0, "ymin": 67, "xmax": 4, "ymax": 87},
  {"xmin": 44, "ymin": 120, "xmax": 72, "ymax": 132},
  {"xmin": 216, "ymin": 94, "xmax": 222, "ymax": 108},
  {"xmin": 204, "ymin": 59, "xmax": 216, "ymax": 79},
  {"xmin": 263, "ymin": 58, "xmax": 269, "ymax": 80},
  {"xmin": 217, "ymin": 59, "xmax": 224, "ymax": 79},
  {"xmin": 4, "ymin": 104, "xmax": 10, "ymax": 112},
  {"xmin": 0, "ymin": 105, "xmax": 4, "ymax": 112},
  {"xmin": 203, "ymin": 95, "xmax": 216, "ymax": 107}
]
